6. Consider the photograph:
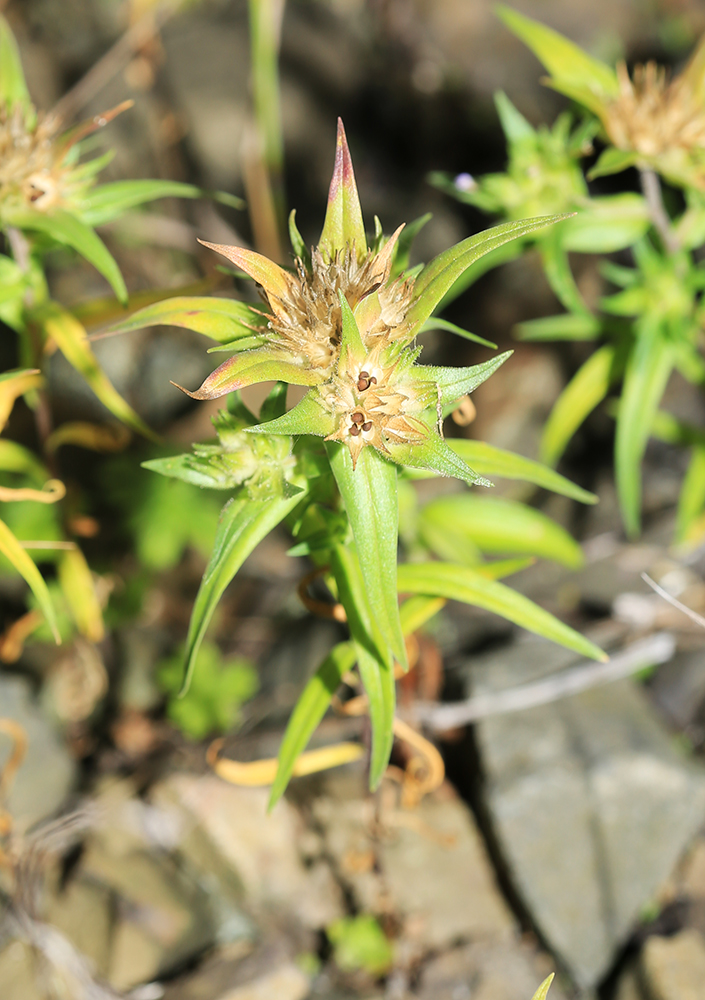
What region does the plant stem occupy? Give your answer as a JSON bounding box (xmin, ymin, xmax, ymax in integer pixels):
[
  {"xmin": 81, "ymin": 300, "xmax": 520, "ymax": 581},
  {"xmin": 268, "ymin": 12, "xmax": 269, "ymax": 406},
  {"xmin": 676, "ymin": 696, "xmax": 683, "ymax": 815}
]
[{"xmin": 639, "ymin": 168, "xmax": 679, "ymax": 255}]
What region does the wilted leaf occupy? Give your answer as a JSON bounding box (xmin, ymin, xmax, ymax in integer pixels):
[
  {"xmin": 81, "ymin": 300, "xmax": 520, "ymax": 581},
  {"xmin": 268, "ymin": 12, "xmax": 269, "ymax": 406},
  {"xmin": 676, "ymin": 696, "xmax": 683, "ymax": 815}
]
[
  {"xmin": 0, "ymin": 517, "xmax": 59, "ymax": 643},
  {"xmin": 0, "ymin": 369, "xmax": 43, "ymax": 433},
  {"xmin": 58, "ymin": 547, "xmax": 104, "ymax": 643}
]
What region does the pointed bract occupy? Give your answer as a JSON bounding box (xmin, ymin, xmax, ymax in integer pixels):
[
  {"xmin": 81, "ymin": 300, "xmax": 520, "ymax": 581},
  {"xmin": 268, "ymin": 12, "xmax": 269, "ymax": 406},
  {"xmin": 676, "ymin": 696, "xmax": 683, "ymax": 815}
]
[
  {"xmin": 198, "ymin": 240, "xmax": 294, "ymax": 302},
  {"xmin": 318, "ymin": 118, "xmax": 367, "ymax": 261}
]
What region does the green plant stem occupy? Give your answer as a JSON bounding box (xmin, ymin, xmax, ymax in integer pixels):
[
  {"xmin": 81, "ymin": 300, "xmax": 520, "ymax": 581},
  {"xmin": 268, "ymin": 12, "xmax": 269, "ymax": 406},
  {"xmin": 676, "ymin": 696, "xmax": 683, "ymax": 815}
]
[{"xmin": 639, "ymin": 168, "xmax": 679, "ymax": 255}]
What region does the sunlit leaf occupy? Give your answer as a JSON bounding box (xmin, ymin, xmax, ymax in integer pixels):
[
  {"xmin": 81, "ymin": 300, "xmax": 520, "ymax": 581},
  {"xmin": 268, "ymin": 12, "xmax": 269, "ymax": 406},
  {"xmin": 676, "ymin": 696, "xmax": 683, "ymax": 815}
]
[
  {"xmin": 396, "ymin": 562, "xmax": 605, "ymax": 660},
  {"xmin": 269, "ymin": 641, "xmax": 357, "ymax": 809},
  {"xmin": 420, "ymin": 316, "xmax": 497, "ymax": 349},
  {"xmin": 540, "ymin": 345, "xmax": 616, "ymax": 467},
  {"xmin": 496, "ymin": 6, "xmax": 618, "ymax": 102},
  {"xmin": 588, "ymin": 148, "xmax": 639, "ymax": 180},
  {"xmin": 408, "ymin": 216, "xmax": 569, "ymax": 331},
  {"xmin": 329, "ymin": 542, "xmax": 395, "ymax": 789},
  {"xmin": 676, "ymin": 445, "xmax": 705, "ymax": 545},
  {"xmin": 530, "ymin": 975, "xmax": 555, "ymax": 1000},
  {"xmin": 327, "ymin": 443, "xmax": 406, "ymax": 669},
  {"xmin": 494, "ymin": 90, "xmax": 535, "ymax": 144},
  {"xmin": 58, "ymin": 547, "xmax": 104, "ymax": 643},
  {"xmin": 176, "ymin": 347, "xmax": 327, "ymax": 399},
  {"xmin": 421, "ymin": 352, "xmax": 512, "ymax": 407},
  {"xmin": 181, "ymin": 492, "xmax": 304, "ymax": 695},
  {"xmin": 37, "ymin": 303, "xmax": 156, "ymax": 440},
  {"xmin": 5, "ymin": 209, "xmax": 128, "ymax": 303},
  {"xmin": 448, "ymin": 440, "xmax": 597, "ymax": 503},
  {"xmin": 100, "ymin": 295, "xmax": 268, "ymax": 344},
  {"xmin": 319, "ymin": 118, "xmax": 367, "ymax": 260},
  {"xmin": 0, "ymin": 14, "xmax": 31, "ymax": 112},
  {"xmin": 515, "ymin": 313, "xmax": 599, "ymax": 342},
  {"xmin": 0, "ymin": 369, "xmax": 43, "ymax": 433},
  {"xmin": 560, "ymin": 194, "xmax": 650, "ymax": 252},
  {"xmin": 616, "ymin": 328, "xmax": 674, "ymax": 537},
  {"xmin": 419, "ymin": 494, "xmax": 585, "ymax": 568},
  {"xmin": 0, "ymin": 517, "xmax": 59, "ymax": 644}
]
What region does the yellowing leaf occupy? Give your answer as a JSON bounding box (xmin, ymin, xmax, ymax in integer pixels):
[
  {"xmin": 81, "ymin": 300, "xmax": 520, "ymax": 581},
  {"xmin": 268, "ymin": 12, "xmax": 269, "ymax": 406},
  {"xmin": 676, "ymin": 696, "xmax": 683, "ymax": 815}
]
[
  {"xmin": 318, "ymin": 118, "xmax": 367, "ymax": 260},
  {"xmin": 0, "ymin": 517, "xmax": 59, "ymax": 643},
  {"xmin": 37, "ymin": 303, "xmax": 156, "ymax": 441},
  {"xmin": 0, "ymin": 369, "xmax": 43, "ymax": 433},
  {"xmin": 58, "ymin": 547, "xmax": 105, "ymax": 643}
]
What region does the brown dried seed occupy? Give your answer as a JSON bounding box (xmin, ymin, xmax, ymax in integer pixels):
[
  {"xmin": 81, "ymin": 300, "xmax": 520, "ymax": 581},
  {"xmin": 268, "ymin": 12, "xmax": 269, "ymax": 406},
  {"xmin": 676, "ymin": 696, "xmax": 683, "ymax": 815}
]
[
  {"xmin": 349, "ymin": 424, "xmax": 361, "ymax": 436},
  {"xmin": 361, "ymin": 421, "xmax": 372, "ymax": 432},
  {"xmin": 351, "ymin": 411, "xmax": 364, "ymax": 423}
]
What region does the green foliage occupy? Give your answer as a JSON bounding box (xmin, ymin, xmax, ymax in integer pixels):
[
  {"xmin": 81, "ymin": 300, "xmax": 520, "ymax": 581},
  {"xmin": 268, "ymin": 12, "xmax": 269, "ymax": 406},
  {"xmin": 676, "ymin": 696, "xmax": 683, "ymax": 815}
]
[
  {"xmin": 436, "ymin": 9, "xmax": 705, "ymax": 540},
  {"xmin": 327, "ymin": 915, "xmax": 394, "ymax": 976},
  {"xmin": 158, "ymin": 641, "xmax": 258, "ymax": 741}
]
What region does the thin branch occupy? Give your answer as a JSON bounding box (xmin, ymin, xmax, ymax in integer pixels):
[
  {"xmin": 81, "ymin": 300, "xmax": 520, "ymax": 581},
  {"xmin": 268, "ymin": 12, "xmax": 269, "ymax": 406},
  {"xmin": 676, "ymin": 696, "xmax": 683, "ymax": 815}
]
[
  {"xmin": 639, "ymin": 168, "xmax": 680, "ymax": 255},
  {"xmin": 51, "ymin": 2, "xmax": 180, "ymax": 122},
  {"xmin": 641, "ymin": 572, "xmax": 705, "ymax": 629},
  {"xmin": 413, "ymin": 631, "xmax": 676, "ymax": 732}
]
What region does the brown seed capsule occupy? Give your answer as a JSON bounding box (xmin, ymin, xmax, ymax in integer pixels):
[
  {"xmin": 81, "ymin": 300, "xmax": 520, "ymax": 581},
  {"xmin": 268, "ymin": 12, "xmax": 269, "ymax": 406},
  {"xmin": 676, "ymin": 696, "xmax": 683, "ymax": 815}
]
[
  {"xmin": 349, "ymin": 424, "xmax": 361, "ymax": 436},
  {"xmin": 361, "ymin": 421, "xmax": 372, "ymax": 432},
  {"xmin": 369, "ymin": 375, "xmax": 377, "ymax": 385},
  {"xmin": 351, "ymin": 411, "xmax": 364, "ymax": 424}
]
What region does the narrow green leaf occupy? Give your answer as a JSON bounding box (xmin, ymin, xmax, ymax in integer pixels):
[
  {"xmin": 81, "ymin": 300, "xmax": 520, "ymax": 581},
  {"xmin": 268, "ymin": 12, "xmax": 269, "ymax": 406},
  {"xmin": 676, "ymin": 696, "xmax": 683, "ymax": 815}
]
[
  {"xmin": 399, "ymin": 595, "xmax": 446, "ymax": 635},
  {"xmin": 391, "ymin": 212, "xmax": 432, "ymax": 277},
  {"xmin": 288, "ymin": 209, "xmax": 311, "ymax": 270},
  {"xmin": 539, "ymin": 231, "xmax": 588, "ymax": 315},
  {"xmin": 101, "ymin": 295, "xmax": 267, "ymax": 344},
  {"xmin": 420, "ymin": 351, "xmax": 512, "ymax": 407},
  {"xmin": 420, "ymin": 317, "xmax": 497, "ymax": 349},
  {"xmin": 676, "ymin": 445, "xmax": 705, "ymax": 544},
  {"xmin": 587, "ymin": 148, "xmax": 639, "ymax": 180},
  {"xmin": 435, "ymin": 239, "xmax": 526, "ymax": 312},
  {"xmin": 0, "ymin": 15, "xmax": 31, "ymax": 111},
  {"xmin": 540, "ymin": 345, "xmax": 616, "ymax": 466},
  {"xmin": 80, "ymin": 179, "xmax": 215, "ymax": 227},
  {"xmin": 247, "ymin": 388, "xmax": 335, "ymax": 437},
  {"xmin": 338, "ymin": 290, "xmax": 366, "ymax": 363},
  {"xmin": 408, "ymin": 216, "xmax": 569, "ymax": 331},
  {"xmin": 327, "ymin": 443, "xmax": 407, "ymax": 668},
  {"xmin": 38, "ymin": 303, "xmax": 156, "ymax": 440},
  {"xmin": 560, "ymin": 194, "xmax": 650, "ymax": 252},
  {"xmin": 515, "ymin": 313, "xmax": 599, "ymax": 342},
  {"xmin": 396, "ymin": 562, "xmax": 606, "ymax": 660},
  {"xmin": 494, "ymin": 90, "xmax": 535, "ymax": 144},
  {"xmin": 182, "ymin": 492, "xmax": 304, "ymax": 694},
  {"xmin": 0, "ymin": 517, "xmax": 59, "ymax": 644},
  {"xmin": 319, "ymin": 118, "xmax": 367, "ymax": 260},
  {"xmin": 329, "ymin": 543, "xmax": 395, "ymax": 789},
  {"xmin": 419, "ymin": 494, "xmax": 585, "ymax": 568},
  {"xmin": 269, "ymin": 641, "xmax": 357, "ymax": 809},
  {"xmin": 259, "ymin": 380, "xmax": 288, "ymax": 421},
  {"xmin": 616, "ymin": 329, "xmax": 674, "ymax": 537},
  {"xmin": 475, "ymin": 557, "xmax": 535, "ymax": 579},
  {"xmin": 178, "ymin": 347, "xmax": 327, "ymax": 399},
  {"xmin": 496, "ymin": 6, "xmax": 618, "ymax": 99},
  {"xmin": 448, "ymin": 440, "xmax": 597, "ymax": 503},
  {"xmin": 7, "ymin": 209, "xmax": 128, "ymax": 304},
  {"xmin": 392, "ymin": 432, "xmax": 492, "ymax": 487}
]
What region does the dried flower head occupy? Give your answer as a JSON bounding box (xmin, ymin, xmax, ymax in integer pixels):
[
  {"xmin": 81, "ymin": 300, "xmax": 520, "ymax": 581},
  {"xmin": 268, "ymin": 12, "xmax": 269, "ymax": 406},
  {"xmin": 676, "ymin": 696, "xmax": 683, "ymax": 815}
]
[{"xmin": 605, "ymin": 59, "xmax": 705, "ymax": 159}]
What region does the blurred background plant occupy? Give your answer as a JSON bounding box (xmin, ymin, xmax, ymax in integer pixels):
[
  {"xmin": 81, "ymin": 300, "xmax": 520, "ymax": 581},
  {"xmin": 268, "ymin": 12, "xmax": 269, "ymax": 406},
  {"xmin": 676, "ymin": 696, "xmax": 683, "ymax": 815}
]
[{"xmin": 433, "ymin": 7, "xmax": 705, "ymax": 544}]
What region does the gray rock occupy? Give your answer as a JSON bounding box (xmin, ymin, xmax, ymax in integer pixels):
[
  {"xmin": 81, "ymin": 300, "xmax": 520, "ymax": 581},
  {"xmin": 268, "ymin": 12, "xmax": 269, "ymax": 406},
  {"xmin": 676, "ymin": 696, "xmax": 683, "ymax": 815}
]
[
  {"xmin": 650, "ymin": 649, "xmax": 705, "ymax": 730},
  {"xmin": 0, "ymin": 675, "xmax": 76, "ymax": 831},
  {"xmin": 640, "ymin": 930, "xmax": 705, "ymax": 1000},
  {"xmin": 467, "ymin": 640, "xmax": 705, "ymax": 988},
  {"xmin": 314, "ymin": 771, "xmax": 515, "ymax": 952},
  {"xmin": 416, "ymin": 940, "xmax": 567, "ymax": 1000}
]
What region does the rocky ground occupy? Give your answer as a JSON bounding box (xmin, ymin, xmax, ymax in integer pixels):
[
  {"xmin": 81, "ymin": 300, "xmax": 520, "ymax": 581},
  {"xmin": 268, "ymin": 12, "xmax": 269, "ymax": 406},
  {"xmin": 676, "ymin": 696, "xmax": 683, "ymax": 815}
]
[{"xmin": 3, "ymin": 1, "xmax": 705, "ymax": 999}]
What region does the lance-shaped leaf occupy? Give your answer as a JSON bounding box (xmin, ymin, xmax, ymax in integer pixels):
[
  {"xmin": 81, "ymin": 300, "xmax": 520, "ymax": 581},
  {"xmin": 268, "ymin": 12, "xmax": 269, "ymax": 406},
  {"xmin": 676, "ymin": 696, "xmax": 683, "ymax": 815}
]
[
  {"xmin": 0, "ymin": 14, "xmax": 31, "ymax": 112},
  {"xmin": 58, "ymin": 547, "xmax": 104, "ymax": 643},
  {"xmin": 539, "ymin": 230, "xmax": 588, "ymax": 315},
  {"xmin": 0, "ymin": 518, "xmax": 59, "ymax": 644},
  {"xmin": 80, "ymin": 179, "xmax": 243, "ymax": 227},
  {"xmin": 616, "ymin": 327, "xmax": 674, "ymax": 537},
  {"xmin": 515, "ymin": 313, "xmax": 600, "ymax": 342},
  {"xmin": 100, "ymin": 296, "xmax": 267, "ymax": 345},
  {"xmin": 269, "ymin": 641, "xmax": 357, "ymax": 810},
  {"xmin": 289, "ymin": 209, "xmax": 311, "ymax": 268},
  {"xmin": 448, "ymin": 440, "xmax": 597, "ymax": 504},
  {"xmin": 198, "ymin": 241, "xmax": 293, "ymax": 303},
  {"xmin": 588, "ymin": 148, "xmax": 640, "ymax": 180},
  {"xmin": 327, "ymin": 442, "xmax": 407, "ymax": 669},
  {"xmin": 5, "ymin": 209, "xmax": 128, "ymax": 304},
  {"xmin": 420, "ymin": 317, "xmax": 497, "ymax": 349},
  {"xmin": 37, "ymin": 303, "xmax": 156, "ymax": 440},
  {"xmin": 319, "ymin": 118, "xmax": 367, "ymax": 261},
  {"xmin": 496, "ymin": 6, "xmax": 619, "ymax": 109},
  {"xmin": 676, "ymin": 445, "xmax": 705, "ymax": 545},
  {"xmin": 531, "ymin": 976, "xmax": 555, "ymax": 1000},
  {"xmin": 540, "ymin": 345, "xmax": 617, "ymax": 467},
  {"xmin": 329, "ymin": 543, "xmax": 395, "ymax": 789},
  {"xmin": 495, "ymin": 90, "xmax": 536, "ymax": 144},
  {"xmin": 420, "ymin": 351, "xmax": 512, "ymax": 407},
  {"xmin": 181, "ymin": 491, "xmax": 305, "ymax": 694},
  {"xmin": 0, "ymin": 369, "xmax": 42, "ymax": 433},
  {"xmin": 407, "ymin": 216, "xmax": 570, "ymax": 331},
  {"xmin": 176, "ymin": 347, "xmax": 328, "ymax": 399},
  {"xmin": 419, "ymin": 495, "xmax": 585, "ymax": 568},
  {"xmin": 393, "ymin": 432, "xmax": 492, "ymax": 487},
  {"xmin": 247, "ymin": 389, "xmax": 336, "ymax": 437},
  {"xmin": 396, "ymin": 562, "xmax": 606, "ymax": 661}
]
